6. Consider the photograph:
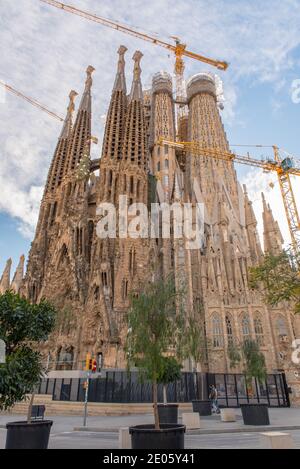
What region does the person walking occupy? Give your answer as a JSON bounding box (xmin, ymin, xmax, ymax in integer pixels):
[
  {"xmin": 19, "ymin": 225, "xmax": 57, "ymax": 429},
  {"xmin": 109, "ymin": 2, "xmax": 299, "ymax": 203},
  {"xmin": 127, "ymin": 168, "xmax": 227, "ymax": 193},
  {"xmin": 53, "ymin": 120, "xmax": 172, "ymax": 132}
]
[{"xmin": 209, "ymin": 385, "xmax": 220, "ymax": 414}]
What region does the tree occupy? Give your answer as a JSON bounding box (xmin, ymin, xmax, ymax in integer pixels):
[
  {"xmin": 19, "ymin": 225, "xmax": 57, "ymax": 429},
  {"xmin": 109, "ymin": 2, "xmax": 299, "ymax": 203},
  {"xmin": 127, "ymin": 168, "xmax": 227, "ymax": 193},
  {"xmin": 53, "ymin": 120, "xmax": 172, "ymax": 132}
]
[
  {"xmin": 126, "ymin": 276, "xmax": 188, "ymax": 430},
  {"xmin": 183, "ymin": 315, "xmax": 210, "ymax": 400},
  {"xmin": 249, "ymin": 250, "xmax": 300, "ymax": 314},
  {"xmin": 157, "ymin": 356, "xmax": 182, "ymax": 405},
  {"xmin": 0, "ymin": 291, "xmax": 56, "ymax": 413},
  {"xmin": 228, "ymin": 339, "xmax": 267, "ymax": 389}
]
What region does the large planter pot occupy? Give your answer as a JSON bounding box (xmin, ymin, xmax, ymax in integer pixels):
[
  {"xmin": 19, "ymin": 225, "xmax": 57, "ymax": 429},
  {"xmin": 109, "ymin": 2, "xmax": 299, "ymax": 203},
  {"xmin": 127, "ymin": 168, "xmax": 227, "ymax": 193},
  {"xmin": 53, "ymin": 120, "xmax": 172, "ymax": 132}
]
[
  {"xmin": 192, "ymin": 400, "xmax": 212, "ymax": 416},
  {"xmin": 129, "ymin": 424, "xmax": 185, "ymax": 449},
  {"xmin": 5, "ymin": 420, "xmax": 53, "ymax": 449},
  {"xmin": 240, "ymin": 404, "xmax": 270, "ymax": 426},
  {"xmin": 158, "ymin": 404, "xmax": 178, "ymax": 425}
]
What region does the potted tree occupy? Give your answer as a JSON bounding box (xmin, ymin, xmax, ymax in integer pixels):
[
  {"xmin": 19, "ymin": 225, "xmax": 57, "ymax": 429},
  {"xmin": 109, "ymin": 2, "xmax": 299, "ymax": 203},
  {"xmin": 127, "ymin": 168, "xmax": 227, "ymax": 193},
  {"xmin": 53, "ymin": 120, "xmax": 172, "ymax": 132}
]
[
  {"xmin": 126, "ymin": 276, "xmax": 188, "ymax": 449},
  {"xmin": 185, "ymin": 318, "xmax": 212, "ymax": 416},
  {"xmin": 157, "ymin": 356, "xmax": 182, "ymax": 425},
  {"xmin": 0, "ymin": 291, "xmax": 56, "ymax": 449},
  {"xmin": 228, "ymin": 339, "xmax": 269, "ymax": 426}
]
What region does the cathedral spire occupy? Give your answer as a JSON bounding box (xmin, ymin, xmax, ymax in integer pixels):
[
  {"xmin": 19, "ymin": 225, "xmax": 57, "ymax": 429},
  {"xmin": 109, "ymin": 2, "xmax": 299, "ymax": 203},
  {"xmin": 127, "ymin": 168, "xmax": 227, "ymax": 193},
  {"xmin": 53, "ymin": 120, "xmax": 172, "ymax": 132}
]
[
  {"xmin": 79, "ymin": 65, "xmax": 95, "ymax": 112},
  {"xmin": 262, "ymin": 192, "xmax": 284, "ymax": 255},
  {"xmin": 101, "ymin": 47, "xmax": 128, "ymax": 164},
  {"xmin": 243, "ymin": 185, "xmax": 263, "ymax": 262},
  {"xmin": 61, "ymin": 90, "xmax": 78, "ymax": 139},
  {"xmin": 129, "ymin": 51, "xmax": 143, "ymax": 102},
  {"xmin": 11, "ymin": 255, "xmax": 25, "ymax": 294},
  {"xmin": 0, "ymin": 258, "xmax": 12, "ymax": 294},
  {"xmin": 113, "ymin": 45, "xmax": 127, "ymax": 92},
  {"xmin": 45, "ymin": 90, "xmax": 78, "ymax": 193},
  {"xmin": 244, "ymin": 185, "xmax": 258, "ymax": 227},
  {"xmin": 66, "ymin": 66, "xmax": 95, "ymax": 174},
  {"xmin": 121, "ymin": 51, "xmax": 147, "ymax": 170}
]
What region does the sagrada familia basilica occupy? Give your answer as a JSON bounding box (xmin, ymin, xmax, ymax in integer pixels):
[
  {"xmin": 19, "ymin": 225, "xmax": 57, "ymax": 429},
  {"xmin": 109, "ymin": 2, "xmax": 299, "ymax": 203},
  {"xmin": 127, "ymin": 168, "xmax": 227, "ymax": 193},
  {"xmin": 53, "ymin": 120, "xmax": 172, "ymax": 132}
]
[{"xmin": 1, "ymin": 46, "xmax": 299, "ymax": 402}]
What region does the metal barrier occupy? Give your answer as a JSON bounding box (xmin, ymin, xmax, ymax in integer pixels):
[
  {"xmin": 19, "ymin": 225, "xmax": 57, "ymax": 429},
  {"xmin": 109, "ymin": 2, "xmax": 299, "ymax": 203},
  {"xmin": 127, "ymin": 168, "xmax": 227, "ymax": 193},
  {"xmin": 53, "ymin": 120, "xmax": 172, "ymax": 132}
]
[{"xmin": 35, "ymin": 371, "xmax": 289, "ymax": 407}]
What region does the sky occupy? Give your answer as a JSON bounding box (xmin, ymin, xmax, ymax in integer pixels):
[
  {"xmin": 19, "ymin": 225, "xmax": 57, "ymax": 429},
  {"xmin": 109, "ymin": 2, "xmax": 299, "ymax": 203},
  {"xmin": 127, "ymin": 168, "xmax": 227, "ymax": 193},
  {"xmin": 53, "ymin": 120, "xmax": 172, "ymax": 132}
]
[{"xmin": 0, "ymin": 0, "xmax": 300, "ymax": 275}]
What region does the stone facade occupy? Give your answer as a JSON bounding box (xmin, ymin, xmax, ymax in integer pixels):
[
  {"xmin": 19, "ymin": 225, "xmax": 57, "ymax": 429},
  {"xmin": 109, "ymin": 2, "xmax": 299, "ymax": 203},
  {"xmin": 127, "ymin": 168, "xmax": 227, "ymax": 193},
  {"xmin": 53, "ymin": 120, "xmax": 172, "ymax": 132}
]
[{"xmin": 1, "ymin": 47, "xmax": 299, "ymax": 403}]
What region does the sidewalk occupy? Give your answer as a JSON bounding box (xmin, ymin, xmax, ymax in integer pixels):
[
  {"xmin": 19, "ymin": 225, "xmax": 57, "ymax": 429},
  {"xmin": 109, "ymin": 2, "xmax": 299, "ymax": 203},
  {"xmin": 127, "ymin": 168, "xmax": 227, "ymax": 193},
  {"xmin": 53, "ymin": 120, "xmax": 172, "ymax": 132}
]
[{"xmin": 1, "ymin": 407, "xmax": 299, "ymax": 435}]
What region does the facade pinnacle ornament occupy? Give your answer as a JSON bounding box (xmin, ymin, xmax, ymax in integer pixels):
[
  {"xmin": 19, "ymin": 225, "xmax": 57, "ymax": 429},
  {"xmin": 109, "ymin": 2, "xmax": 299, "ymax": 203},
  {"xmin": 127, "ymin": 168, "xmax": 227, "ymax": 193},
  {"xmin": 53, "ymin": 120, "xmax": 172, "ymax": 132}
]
[
  {"xmin": 130, "ymin": 51, "xmax": 143, "ymax": 101},
  {"xmin": 85, "ymin": 66, "xmax": 95, "ymax": 91},
  {"xmin": 60, "ymin": 89, "xmax": 78, "ymax": 139},
  {"xmin": 113, "ymin": 45, "xmax": 128, "ymax": 92},
  {"xmin": 0, "ymin": 258, "xmax": 12, "ymax": 294},
  {"xmin": 79, "ymin": 65, "xmax": 95, "ymax": 112},
  {"xmin": 11, "ymin": 255, "xmax": 25, "ymax": 294},
  {"xmin": 262, "ymin": 192, "xmax": 284, "ymax": 254}
]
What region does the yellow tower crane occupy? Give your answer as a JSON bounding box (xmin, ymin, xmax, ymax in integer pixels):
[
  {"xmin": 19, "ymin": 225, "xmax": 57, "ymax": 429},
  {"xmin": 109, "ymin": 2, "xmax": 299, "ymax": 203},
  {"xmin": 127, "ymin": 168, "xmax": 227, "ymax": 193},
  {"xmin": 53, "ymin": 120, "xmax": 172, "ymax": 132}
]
[
  {"xmin": 0, "ymin": 79, "xmax": 64, "ymax": 122},
  {"xmin": 39, "ymin": 0, "xmax": 228, "ymax": 106},
  {"xmin": 158, "ymin": 139, "xmax": 300, "ymax": 255}
]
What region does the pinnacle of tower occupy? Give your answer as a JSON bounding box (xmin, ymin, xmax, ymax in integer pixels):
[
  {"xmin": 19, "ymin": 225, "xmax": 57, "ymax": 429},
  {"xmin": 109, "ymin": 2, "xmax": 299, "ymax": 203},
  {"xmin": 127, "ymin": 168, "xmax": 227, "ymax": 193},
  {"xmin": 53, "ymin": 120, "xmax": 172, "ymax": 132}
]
[
  {"xmin": 66, "ymin": 66, "xmax": 95, "ymax": 174},
  {"xmin": 10, "ymin": 255, "xmax": 25, "ymax": 294},
  {"xmin": 129, "ymin": 51, "xmax": 143, "ymax": 101},
  {"xmin": 0, "ymin": 258, "xmax": 12, "ymax": 294},
  {"xmin": 261, "ymin": 192, "xmax": 268, "ymax": 211},
  {"xmin": 243, "ymin": 185, "xmax": 258, "ymax": 227},
  {"xmin": 261, "ymin": 192, "xmax": 284, "ymax": 254},
  {"xmin": 60, "ymin": 90, "xmax": 78, "ymax": 139},
  {"xmin": 113, "ymin": 45, "xmax": 128, "ymax": 92},
  {"xmin": 79, "ymin": 65, "xmax": 95, "ymax": 112}
]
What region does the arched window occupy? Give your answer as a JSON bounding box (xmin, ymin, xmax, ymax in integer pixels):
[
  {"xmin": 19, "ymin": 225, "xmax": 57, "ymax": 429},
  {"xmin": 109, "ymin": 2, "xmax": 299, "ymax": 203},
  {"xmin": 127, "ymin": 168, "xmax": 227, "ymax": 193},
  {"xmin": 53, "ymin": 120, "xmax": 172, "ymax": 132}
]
[
  {"xmin": 122, "ymin": 279, "xmax": 129, "ymax": 300},
  {"xmin": 130, "ymin": 176, "xmax": 134, "ymax": 194},
  {"xmin": 101, "ymin": 271, "xmax": 108, "ymax": 288},
  {"xmin": 241, "ymin": 314, "xmax": 251, "ymax": 341},
  {"xmin": 212, "ymin": 313, "xmax": 223, "ymax": 348},
  {"xmin": 277, "ymin": 316, "xmax": 288, "ymax": 337},
  {"xmin": 254, "ymin": 315, "xmax": 265, "ymax": 346},
  {"xmin": 157, "ymin": 162, "xmax": 161, "ymax": 172},
  {"xmin": 165, "ymin": 159, "xmax": 169, "ymax": 169},
  {"xmin": 226, "ymin": 315, "xmax": 234, "ymax": 345},
  {"xmin": 129, "ymin": 248, "xmax": 136, "ymax": 275}
]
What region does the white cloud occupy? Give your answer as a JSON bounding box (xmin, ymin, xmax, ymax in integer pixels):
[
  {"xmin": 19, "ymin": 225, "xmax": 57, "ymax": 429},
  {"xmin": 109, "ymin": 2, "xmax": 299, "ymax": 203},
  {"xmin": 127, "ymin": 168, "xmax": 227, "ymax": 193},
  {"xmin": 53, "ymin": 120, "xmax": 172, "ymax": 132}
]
[{"xmin": 0, "ymin": 0, "xmax": 300, "ymax": 244}]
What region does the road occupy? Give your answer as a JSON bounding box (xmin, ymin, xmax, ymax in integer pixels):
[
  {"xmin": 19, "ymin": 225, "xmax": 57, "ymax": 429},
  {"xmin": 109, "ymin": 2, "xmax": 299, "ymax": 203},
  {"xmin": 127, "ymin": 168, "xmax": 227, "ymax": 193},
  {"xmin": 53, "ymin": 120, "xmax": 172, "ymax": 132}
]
[{"xmin": 2, "ymin": 428, "xmax": 300, "ymax": 449}]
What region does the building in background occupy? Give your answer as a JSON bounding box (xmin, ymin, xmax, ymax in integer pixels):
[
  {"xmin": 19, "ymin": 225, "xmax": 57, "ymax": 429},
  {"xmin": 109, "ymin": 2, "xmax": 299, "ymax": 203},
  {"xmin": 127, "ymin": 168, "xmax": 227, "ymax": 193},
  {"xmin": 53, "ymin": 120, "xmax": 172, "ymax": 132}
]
[{"xmin": 1, "ymin": 46, "xmax": 299, "ymax": 404}]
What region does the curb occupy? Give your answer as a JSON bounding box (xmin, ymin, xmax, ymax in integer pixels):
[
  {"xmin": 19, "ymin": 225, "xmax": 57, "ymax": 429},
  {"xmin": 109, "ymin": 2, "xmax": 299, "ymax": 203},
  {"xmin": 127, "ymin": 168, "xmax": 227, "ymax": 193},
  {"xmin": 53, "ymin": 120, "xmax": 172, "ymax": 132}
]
[{"xmin": 73, "ymin": 425, "xmax": 300, "ymax": 435}]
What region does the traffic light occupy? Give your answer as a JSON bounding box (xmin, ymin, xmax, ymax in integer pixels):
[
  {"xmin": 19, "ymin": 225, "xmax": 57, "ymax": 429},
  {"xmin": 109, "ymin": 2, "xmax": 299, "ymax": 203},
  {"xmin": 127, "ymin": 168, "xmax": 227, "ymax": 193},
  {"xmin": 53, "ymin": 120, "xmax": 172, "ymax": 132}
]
[
  {"xmin": 85, "ymin": 353, "xmax": 91, "ymax": 371},
  {"xmin": 85, "ymin": 353, "xmax": 97, "ymax": 372}
]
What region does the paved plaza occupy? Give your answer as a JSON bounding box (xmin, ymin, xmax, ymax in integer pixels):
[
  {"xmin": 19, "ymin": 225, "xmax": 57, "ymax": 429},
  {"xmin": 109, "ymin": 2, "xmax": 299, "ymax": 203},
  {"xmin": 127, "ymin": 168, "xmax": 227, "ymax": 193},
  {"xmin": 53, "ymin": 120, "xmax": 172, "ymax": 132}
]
[{"xmin": 0, "ymin": 408, "xmax": 300, "ymax": 449}]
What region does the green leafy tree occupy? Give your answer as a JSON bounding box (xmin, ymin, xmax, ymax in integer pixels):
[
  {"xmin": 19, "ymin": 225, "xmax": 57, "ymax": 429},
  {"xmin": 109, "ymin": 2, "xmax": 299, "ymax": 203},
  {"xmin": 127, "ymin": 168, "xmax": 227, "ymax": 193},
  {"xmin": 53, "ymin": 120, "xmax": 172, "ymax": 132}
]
[
  {"xmin": 183, "ymin": 309, "xmax": 212, "ymax": 400},
  {"xmin": 0, "ymin": 291, "xmax": 56, "ymax": 413},
  {"xmin": 126, "ymin": 276, "xmax": 189, "ymax": 430},
  {"xmin": 228, "ymin": 339, "xmax": 267, "ymax": 389},
  {"xmin": 249, "ymin": 250, "xmax": 300, "ymax": 314},
  {"xmin": 157, "ymin": 356, "xmax": 182, "ymax": 405}
]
